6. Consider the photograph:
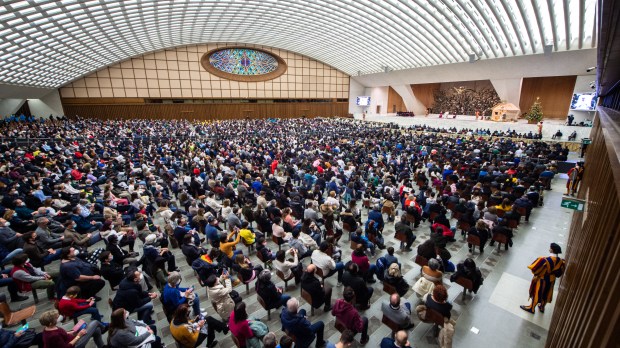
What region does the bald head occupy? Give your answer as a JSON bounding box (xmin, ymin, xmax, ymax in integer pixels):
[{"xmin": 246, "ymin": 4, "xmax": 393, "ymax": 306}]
[
  {"xmin": 395, "ymin": 330, "xmax": 408, "ymax": 346},
  {"xmin": 390, "ymin": 293, "xmax": 400, "ymax": 307},
  {"xmin": 306, "ymin": 264, "xmax": 316, "ymax": 274}
]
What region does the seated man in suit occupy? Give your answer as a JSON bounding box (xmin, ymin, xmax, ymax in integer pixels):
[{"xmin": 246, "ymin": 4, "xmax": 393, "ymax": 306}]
[
  {"xmin": 280, "ymin": 297, "xmax": 326, "ymax": 348},
  {"xmin": 381, "ymin": 293, "xmax": 413, "ymax": 329},
  {"xmin": 300, "ymin": 264, "xmax": 332, "ymax": 312}
]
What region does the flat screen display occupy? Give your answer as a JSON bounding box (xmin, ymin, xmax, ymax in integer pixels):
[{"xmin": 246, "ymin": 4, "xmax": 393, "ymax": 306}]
[
  {"xmin": 356, "ymin": 96, "xmax": 371, "ymax": 106},
  {"xmin": 570, "ymin": 93, "xmax": 597, "ymax": 111}
]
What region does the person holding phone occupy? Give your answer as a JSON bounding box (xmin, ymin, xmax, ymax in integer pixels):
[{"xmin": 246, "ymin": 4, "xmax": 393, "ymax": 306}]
[
  {"xmin": 170, "ymin": 303, "xmax": 228, "ymax": 348},
  {"xmin": 107, "ymin": 308, "xmax": 162, "ymax": 348},
  {"xmin": 39, "ymin": 309, "xmax": 106, "ymax": 348}
]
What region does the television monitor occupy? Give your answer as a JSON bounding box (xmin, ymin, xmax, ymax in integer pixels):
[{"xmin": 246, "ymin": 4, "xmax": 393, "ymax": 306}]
[
  {"xmin": 570, "ymin": 93, "xmax": 597, "ymax": 111},
  {"xmin": 356, "ymin": 96, "xmax": 371, "ymax": 106}
]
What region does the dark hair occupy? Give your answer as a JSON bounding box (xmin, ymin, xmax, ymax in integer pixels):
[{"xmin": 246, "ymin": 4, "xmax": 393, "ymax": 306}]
[
  {"xmin": 172, "ymin": 303, "xmax": 191, "ymax": 324},
  {"xmin": 99, "ymin": 251, "xmax": 111, "ymax": 262},
  {"xmin": 319, "ymin": 241, "xmax": 329, "ymax": 252},
  {"xmin": 433, "ymin": 284, "xmax": 448, "ymax": 302},
  {"xmin": 279, "ymin": 335, "xmax": 294, "ymax": 348},
  {"xmin": 233, "ymin": 302, "xmax": 248, "ymax": 322},
  {"xmin": 257, "ymin": 237, "xmax": 266, "ymax": 245},
  {"xmin": 108, "ymin": 308, "xmax": 128, "ymax": 343},
  {"xmin": 242, "ymin": 221, "xmax": 249, "ymax": 228},
  {"xmin": 343, "ymin": 286, "xmax": 355, "ymax": 303},
  {"xmin": 347, "ymin": 262, "xmax": 359, "ymax": 275},
  {"xmin": 65, "ymin": 286, "xmax": 80, "ymax": 296},
  {"xmin": 387, "ymin": 246, "xmax": 394, "ymax": 256},
  {"xmin": 276, "ymin": 250, "xmax": 286, "ymax": 262},
  {"xmin": 206, "ymin": 274, "xmax": 218, "ymax": 287},
  {"xmin": 60, "ymin": 247, "xmax": 73, "ymax": 260},
  {"xmin": 23, "ymin": 231, "xmax": 36, "ymax": 241},
  {"xmin": 11, "ymin": 253, "xmax": 28, "ymax": 266},
  {"xmin": 353, "ymin": 244, "xmax": 365, "ymax": 256},
  {"xmin": 136, "ymin": 220, "xmax": 147, "ymax": 230},
  {"xmin": 125, "ymin": 269, "xmax": 139, "ymax": 281},
  {"xmin": 463, "ymin": 258, "xmax": 476, "ymax": 270},
  {"xmin": 108, "ymin": 233, "xmax": 119, "ymax": 244},
  {"xmin": 183, "ymin": 234, "xmax": 193, "ymax": 244},
  {"xmin": 339, "ymin": 329, "xmax": 356, "ymax": 344}
]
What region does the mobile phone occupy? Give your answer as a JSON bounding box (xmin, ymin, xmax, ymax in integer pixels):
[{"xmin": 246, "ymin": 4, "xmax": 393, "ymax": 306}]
[{"xmin": 16, "ymin": 323, "xmax": 29, "ymax": 333}]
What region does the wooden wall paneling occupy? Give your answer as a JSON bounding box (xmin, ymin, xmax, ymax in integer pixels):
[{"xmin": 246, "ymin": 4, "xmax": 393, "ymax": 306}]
[
  {"xmin": 519, "ymin": 76, "xmax": 577, "ymax": 119},
  {"xmin": 387, "ymin": 86, "xmax": 407, "ymax": 113},
  {"xmin": 411, "ymin": 83, "xmax": 440, "ymax": 109},
  {"xmin": 546, "ymin": 107, "xmax": 620, "ymax": 348},
  {"xmin": 61, "ymin": 101, "xmax": 348, "ymax": 120}
]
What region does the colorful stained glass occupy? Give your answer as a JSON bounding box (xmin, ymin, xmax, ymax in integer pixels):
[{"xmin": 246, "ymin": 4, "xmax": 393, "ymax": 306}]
[{"xmin": 209, "ymin": 48, "xmax": 278, "ymax": 75}]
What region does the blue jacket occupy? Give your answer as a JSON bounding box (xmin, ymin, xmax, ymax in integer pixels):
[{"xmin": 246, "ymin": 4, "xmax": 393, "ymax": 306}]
[
  {"xmin": 367, "ymin": 210, "xmax": 384, "ymax": 231},
  {"xmin": 251, "ymin": 181, "xmax": 263, "ymax": 194},
  {"xmin": 280, "ymin": 308, "xmax": 316, "ymax": 348},
  {"xmin": 162, "ymin": 283, "xmax": 188, "ymax": 313},
  {"xmin": 71, "ymin": 214, "xmax": 93, "ymax": 233}
]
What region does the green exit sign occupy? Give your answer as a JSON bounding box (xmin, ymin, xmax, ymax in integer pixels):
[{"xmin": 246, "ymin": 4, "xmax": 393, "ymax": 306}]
[{"xmin": 561, "ymin": 197, "xmax": 585, "ymax": 211}]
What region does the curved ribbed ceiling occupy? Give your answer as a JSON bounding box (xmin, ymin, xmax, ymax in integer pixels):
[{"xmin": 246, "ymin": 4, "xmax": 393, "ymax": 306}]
[{"xmin": 0, "ymin": 0, "xmax": 597, "ymax": 88}]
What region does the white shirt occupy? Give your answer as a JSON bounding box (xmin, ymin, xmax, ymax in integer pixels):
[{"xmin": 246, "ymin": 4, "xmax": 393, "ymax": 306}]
[{"xmin": 311, "ymin": 250, "xmax": 336, "ymax": 274}]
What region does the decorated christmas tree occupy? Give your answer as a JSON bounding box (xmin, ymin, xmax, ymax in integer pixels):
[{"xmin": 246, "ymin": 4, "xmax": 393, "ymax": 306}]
[{"xmin": 526, "ymin": 97, "xmax": 543, "ymax": 123}]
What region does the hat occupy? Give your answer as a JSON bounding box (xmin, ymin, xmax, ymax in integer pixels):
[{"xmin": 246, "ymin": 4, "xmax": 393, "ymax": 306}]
[
  {"xmin": 550, "ymin": 243, "xmax": 562, "ymax": 254},
  {"xmin": 207, "ymin": 216, "xmax": 215, "ymax": 223},
  {"xmin": 145, "ymin": 234, "xmax": 157, "ymax": 245}
]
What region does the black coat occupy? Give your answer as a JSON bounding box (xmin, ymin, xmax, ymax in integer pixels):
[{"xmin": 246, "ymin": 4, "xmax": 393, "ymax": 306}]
[
  {"xmin": 342, "ymin": 270, "xmax": 371, "ymax": 305},
  {"xmin": 300, "ymin": 271, "xmax": 325, "ymax": 308},
  {"xmin": 256, "ymin": 279, "xmax": 282, "ymax": 310},
  {"xmin": 112, "ymin": 278, "xmax": 150, "ymax": 312}
]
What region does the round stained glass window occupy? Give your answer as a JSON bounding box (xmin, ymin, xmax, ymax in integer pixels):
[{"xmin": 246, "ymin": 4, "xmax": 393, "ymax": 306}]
[
  {"xmin": 210, "ymin": 49, "xmax": 278, "ymax": 75},
  {"xmin": 201, "ymin": 47, "xmax": 287, "ymax": 82}
]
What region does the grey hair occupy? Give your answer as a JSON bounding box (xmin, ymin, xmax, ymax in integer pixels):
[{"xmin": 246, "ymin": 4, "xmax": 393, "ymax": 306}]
[
  {"xmin": 286, "ymin": 297, "xmax": 300, "ymax": 313},
  {"xmin": 428, "ymin": 258, "xmax": 441, "ymax": 271},
  {"xmin": 459, "ymin": 198, "xmax": 466, "ymax": 204},
  {"xmin": 167, "ymin": 271, "xmax": 181, "ymax": 285},
  {"xmin": 258, "ymin": 269, "xmax": 272, "ymax": 282}
]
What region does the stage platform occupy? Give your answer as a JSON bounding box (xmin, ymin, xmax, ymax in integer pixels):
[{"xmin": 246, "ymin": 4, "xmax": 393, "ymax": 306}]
[{"xmin": 355, "ymin": 113, "xmax": 593, "ymax": 143}]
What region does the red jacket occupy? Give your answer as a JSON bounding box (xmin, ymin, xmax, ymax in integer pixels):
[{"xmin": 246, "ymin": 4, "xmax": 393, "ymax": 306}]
[
  {"xmin": 351, "ymin": 253, "xmax": 370, "ymax": 273},
  {"xmin": 331, "ymin": 299, "xmax": 364, "ymax": 332},
  {"xmin": 432, "ymin": 222, "xmax": 454, "ymax": 237},
  {"xmin": 58, "ymin": 297, "xmax": 91, "ymax": 317}
]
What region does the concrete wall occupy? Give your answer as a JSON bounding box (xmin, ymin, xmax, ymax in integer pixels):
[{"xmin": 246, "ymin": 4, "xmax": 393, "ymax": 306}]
[
  {"xmin": 365, "ymin": 86, "xmax": 389, "ymax": 115},
  {"xmin": 28, "ymin": 90, "xmax": 64, "ymax": 117},
  {"xmin": 0, "ymin": 99, "xmax": 25, "ymax": 116},
  {"xmin": 348, "ymin": 78, "xmax": 367, "ymax": 115}
]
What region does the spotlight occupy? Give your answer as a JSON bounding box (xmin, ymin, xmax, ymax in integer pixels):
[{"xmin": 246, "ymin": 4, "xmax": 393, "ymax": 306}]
[{"xmin": 586, "ymin": 67, "xmax": 597, "ymax": 72}]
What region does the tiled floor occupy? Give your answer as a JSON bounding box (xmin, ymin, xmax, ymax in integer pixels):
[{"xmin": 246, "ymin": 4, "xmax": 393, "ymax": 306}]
[
  {"xmin": 6, "ymin": 119, "xmax": 581, "ymax": 347},
  {"xmin": 8, "ymin": 175, "xmax": 573, "ymax": 348}
]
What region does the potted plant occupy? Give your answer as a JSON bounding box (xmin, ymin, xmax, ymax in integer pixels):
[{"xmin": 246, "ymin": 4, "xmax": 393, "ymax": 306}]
[{"xmin": 526, "ymin": 97, "xmax": 543, "ymax": 124}]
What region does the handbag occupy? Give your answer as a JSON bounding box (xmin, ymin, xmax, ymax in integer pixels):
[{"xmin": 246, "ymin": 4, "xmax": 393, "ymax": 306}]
[{"xmin": 13, "ymin": 328, "xmax": 37, "ymax": 348}]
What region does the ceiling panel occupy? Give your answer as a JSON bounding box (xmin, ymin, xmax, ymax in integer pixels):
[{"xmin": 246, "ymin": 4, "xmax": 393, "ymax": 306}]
[{"xmin": 0, "ymin": 0, "xmax": 597, "ymax": 88}]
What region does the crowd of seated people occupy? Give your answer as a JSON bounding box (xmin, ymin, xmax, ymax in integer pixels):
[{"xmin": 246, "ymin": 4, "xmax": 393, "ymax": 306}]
[{"xmin": 0, "ymin": 116, "xmax": 558, "ymax": 347}]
